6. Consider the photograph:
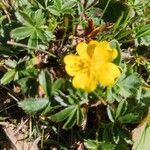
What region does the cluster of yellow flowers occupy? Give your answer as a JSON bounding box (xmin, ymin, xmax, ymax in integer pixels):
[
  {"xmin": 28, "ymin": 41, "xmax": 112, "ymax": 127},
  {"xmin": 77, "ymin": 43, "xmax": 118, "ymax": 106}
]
[{"xmin": 64, "ymin": 40, "xmax": 121, "ymax": 92}]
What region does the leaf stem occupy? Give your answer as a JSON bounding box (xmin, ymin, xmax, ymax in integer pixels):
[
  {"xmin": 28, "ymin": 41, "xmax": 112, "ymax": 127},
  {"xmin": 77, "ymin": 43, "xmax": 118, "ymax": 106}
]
[{"xmin": 7, "ymin": 41, "xmax": 56, "ymax": 57}]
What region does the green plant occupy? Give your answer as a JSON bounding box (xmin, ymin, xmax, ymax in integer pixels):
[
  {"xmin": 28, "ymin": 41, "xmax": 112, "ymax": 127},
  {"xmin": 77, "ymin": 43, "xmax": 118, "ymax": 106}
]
[{"xmin": 0, "ymin": 0, "xmax": 150, "ymax": 149}]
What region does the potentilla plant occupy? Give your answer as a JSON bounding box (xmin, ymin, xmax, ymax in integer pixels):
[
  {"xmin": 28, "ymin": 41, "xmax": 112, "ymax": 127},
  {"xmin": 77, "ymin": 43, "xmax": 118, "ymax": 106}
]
[{"xmin": 0, "ymin": 0, "xmax": 150, "ymax": 150}]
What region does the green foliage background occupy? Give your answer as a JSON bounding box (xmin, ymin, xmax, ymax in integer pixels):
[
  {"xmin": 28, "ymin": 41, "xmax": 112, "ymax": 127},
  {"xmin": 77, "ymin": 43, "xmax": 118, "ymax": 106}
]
[{"xmin": 0, "ymin": 0, "xmax": 150, "ymax": 149}]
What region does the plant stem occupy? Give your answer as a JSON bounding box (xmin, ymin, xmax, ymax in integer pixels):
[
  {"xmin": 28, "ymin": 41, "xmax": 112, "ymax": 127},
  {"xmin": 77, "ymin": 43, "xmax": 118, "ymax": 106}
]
[{"xmin": 7, "ymin": 41, "xmax": 56, "ymax": 57}]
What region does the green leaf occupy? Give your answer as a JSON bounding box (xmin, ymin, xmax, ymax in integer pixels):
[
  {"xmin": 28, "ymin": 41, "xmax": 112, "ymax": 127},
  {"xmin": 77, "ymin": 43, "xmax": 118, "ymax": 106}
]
[
  {"xmin": 11, "ymin": 26, "xmax": 33, "ymax": 40},
  {"xmin": 41, "ymin": 104, "xmax": 62, "ymax": 115},
  {"xmin": 52, "ymin": 78, "xmax": 65, "ymax": 94},
  {"xmin": 136, "ymin": 25, "xmax": 150, "ymax": 38},
  {"xmin": 116, "ymin": 73, "xmax": 141, "ymax": 98},
  {"xmin": 1, "ymin": 69, "xmax": 16, "ymax": 85},
  {"xmin": 49, "ymin": 105, "xmax": 75, "ymax": 122},
  {"xmin": 18, "ymin": 98, "xmax": 49, "ymax": 115},
  {"xmin": 118, "ymin": 113, "xmax": 139, "ymax": 123},
  {"xmin": 48, "ymin": 6, "xmax": 61, "ymax": 16},
  {"xmin": 117, "ymin": 30, "xmax": 133, "ymax": 41},
  {"xmin": 115, "ymin": 138, "xmax": 130, "ymax": 150},
  {"xmin": 19, "ymin": 11, "xmax": 34, "ymax": 26},
  {"xmin": 84, "ymin": 140, "xmax": 115, "ymax": 150},
  {"xmin": 133, "ymin": 123, "xmax": 150, "ymax": 150},
  {"xmin": 84, "ymin": 140, "xmax": 98, "ymax": 150},
  {"xmin": 107, "ymin": 66, "xmax": 141, "ymax": 102},
  {"xmin": 113, "ymin": 13, "xmax": 124, "ymax": 32},
  {"xmin": 19, "ymin": 68, "xmax": 38, "ymax": 77},
  {"xmin": 63, "ymin": 106, "xmax": 77, "ymax": 129},
  {"xmin": 39, "ymin": 70, "xmax": 51, "ymax": 98},
  {"xmin": 98, "ymin": 142, "xmax": 115, "ymax": 150},
  {"xmin": 106, "ymin": 88, "xmax": 122, "ymax": 103},
  {"xmin": 54, "ymin": 0, "xmax": 62, "ymax": 10},
  {"xmin": 48, "ymin": 0, "xmax": 76, "ymax": 16},
  {"xmin": 5, "ymin": 59, "xmax": 17, "ymax": 68},
  {"xmin": 113, "ymin": 124, "xmax": 131, "ymax": 145},
  {"xmin": 139, "ymin": 35, "xmax": 150, "ymax": 46},
  {"xmin": 34, "ymin": 9, "xmax": 45, "ymax": 27},
  {"xmin": 140, "ymin": 88, "xmax": 150, "ymax": 105},
  {"xmin": 76, "ymin": 105, "xmax": 84, "ymax": 125},
  {"xmin": 36, "ymin": 29, "xmax": 47, "ymax": 42},
  {"xmin": 115, "ymin": 100, "xmax": 127, "ymax": 119},
  {"xmin": 28, "ymin": 30, "xmax": 38, "ymax": 48},
  {"xmin": 0, "ymin": 15, "xmax": 6, "ymax": 25},
  {"xmin": 61, "ymin": 1, "xmax": 76, "ymax": 14},
  {"xmin": 103, "ymin": 124, "xmax": 114, "ymax": 142},
  {"xmin": 17, "ymin": 77, "xmax": 38, "ymax": 96},
  {"xmin": 107, "ymin": 106, "xmax": 115, "ymax": 122}
]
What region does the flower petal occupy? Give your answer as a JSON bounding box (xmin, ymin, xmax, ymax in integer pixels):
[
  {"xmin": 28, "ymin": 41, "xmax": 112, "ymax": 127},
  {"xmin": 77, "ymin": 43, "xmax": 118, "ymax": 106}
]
[
  {"xmin": 88, "ymin": 40, "xmax": 99, "ymax": 45},
  {"xmin": 87, "ymin": 40, "xmax": 99, "ymax": 57},
  {"xmin": 76, "ymin": 42, "xmax": 88, "ymax": 57},
  {"xmin": 100, "ymin": 42, "xmax": 118, "ymax": 61},
  {"xmin": 96, "ymin": 63, "xmax": 120, "ymax": 87},
  {"xmin": 93, "ymin": 41, "xmax": 118, "ymax": 62},
  {"xmin": 111, "ymin": 48, "xmax": 118, "ymax": 60},
  {"xmin": 72, "ymin": 72, "xmax": 97, "ymax": 92},
  {"xmin": 93, "ymin": 45, "xmax": 110, "ymax": 62},
  {"xmin": 64, "ymin": 55, "xmax": 83, "ymax": 76}
]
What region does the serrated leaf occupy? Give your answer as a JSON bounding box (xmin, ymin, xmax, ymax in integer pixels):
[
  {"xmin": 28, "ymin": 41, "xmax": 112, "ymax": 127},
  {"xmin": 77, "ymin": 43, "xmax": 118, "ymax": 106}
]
[
  {"xmin": 42, "ymin": 104, "xmax": 61, "ymax": 115},
  {"xmin": 139, "ymin": 35, "xmax": 150, "ymax": 46},
  {"xmin": 52, "ymin": 78, "xmax": 65, "ymax": 94},
  {"xmin": 63, "ymin": 107, "xmax": 77, "ymax": 129},
  {"xmin": 34, "ymin": 9, "xmax": 45, "ymax": 27},
  {"xmin": 19, "ymin": 68, "xmax": 38, "ymax": 77},
  {"xmin": 36, "ymin": 29, "xmax": 47, "ymax": 42},
  {"xmin": 1, "ymin": 69, "xmax": 16, "ymax": 85},
  {"xmin": 54, "ymin": 95, "xmax": 68, "ymax": 106},
  {"xmin": 84, "ymin": 140, "xmax": 115, "ymax": 150},
  {"xmin": 113, "ymin": 124, "xmax": 131, "ymax": 144},
  {"xmin": 19, "ymin": 11, "xmax": 34, "ymax": 26},
  {"xmin": 84, "ymin": 140, "xmax": 98, "ymax": 149},
  {"xmin": 28, "ymin": 31, "xmax": 38, "ymax": 48},
  {"xmin": 5, "ymin": 59, "xmax": 17, "ymax": 68},
  {"xmin": 140, "ymin": 87, "xmax": 150, "ymax": 105},
  {"xmin": 118, "ymin": 113, "xmax": 139, "ymax": 123},
  {"xmin": 11, "ymin": 26, "xmax": 33, "ymax": 40},
  {"xmin": 117, "ymin": 73, "xmax": 141, "ymax": 98},
  {"xmin": 115, "ymin": 100, "xmax": 127, "ymax": 119},
  {"xmin": 49, "ymin": 105, "xmax": 75, "ymax": 122},
  {"xmin": 18, "ymin": 98, "xmax": 49, "ymax": 115},
  {"xmin": 48, "ymin": 6, "xmax": 61, "ymax": 16}
]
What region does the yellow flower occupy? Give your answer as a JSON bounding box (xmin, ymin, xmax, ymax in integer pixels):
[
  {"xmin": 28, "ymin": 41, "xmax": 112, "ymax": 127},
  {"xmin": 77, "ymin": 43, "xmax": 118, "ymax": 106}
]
[{"xmin": 64, "ymin": 40, "xmax": 121, "ymax": 92}]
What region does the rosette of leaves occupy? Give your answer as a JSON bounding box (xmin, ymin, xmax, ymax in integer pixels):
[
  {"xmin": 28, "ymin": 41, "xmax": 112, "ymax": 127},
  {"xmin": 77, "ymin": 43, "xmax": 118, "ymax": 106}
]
[
  {"xmin": 47, "ymin": 0, "xmax": 77, "ymax": 17},
  {"xmin": 11, "ymin": 9, "xmax": 54, "ymax": 50}
]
